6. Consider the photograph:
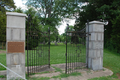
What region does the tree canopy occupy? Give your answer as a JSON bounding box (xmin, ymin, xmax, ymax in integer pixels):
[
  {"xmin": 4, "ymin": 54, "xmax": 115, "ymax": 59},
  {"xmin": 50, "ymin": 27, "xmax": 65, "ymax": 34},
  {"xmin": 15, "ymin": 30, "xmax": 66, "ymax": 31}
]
[
  {"xmin": 25, "ymin": 0, "xmax": 82, "ymax": 28},
  {"xmin": 75, "ymin": 0, "xmax": 120, "ymax": 52},
  {"xmin": 25, "ymin": 0, "xmax": 82, "ymax": 43},
  {"xmin": 0, "ymin": 0, "xmax": 16, "ymax": 11},
  {"xmin": 0, "ymin": 0, "xmax": 15, "ymax": 42}
]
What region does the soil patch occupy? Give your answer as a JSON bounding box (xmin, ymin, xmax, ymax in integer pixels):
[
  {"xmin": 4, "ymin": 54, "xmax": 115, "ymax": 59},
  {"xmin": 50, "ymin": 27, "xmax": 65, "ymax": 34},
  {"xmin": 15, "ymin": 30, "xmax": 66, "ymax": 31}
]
[
  {"xmin": 117, "ymin": 73, "xmax": 120, "ymax": 79},
  {"xmin": 52, "ymin": 62, "xmax": 86, "ymax": 71},
  {"xmin": 105, "ymin": 66, "xmax": 111, "ymax": 70},
  {"xmin": 0, "ymin": 50, "xmax": 6, "ymax": 54}
]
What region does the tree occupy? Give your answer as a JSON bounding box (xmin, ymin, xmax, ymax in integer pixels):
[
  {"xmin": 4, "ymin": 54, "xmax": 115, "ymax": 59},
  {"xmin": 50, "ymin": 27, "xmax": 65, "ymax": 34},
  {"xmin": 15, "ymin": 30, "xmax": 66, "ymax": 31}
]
[
  {"xmin": 25, "ymin": 0, "xmax": 80, "ymax": 45},
  {"xmin": 0, "ymin": 11, "xmax": 6, "ymax": 42},
  {"xmin": 64, "ymin": 25, "xmax": 80, "ymax": 43},
  {"xmin": 0, "ymin": 0, "xmax": 16, "ymax": 42},
  {"xmin": 25, "ymin": 8, "xmax": 42, "ymax": 50},
  {"xmin": 58, "ymin": 34, "xmax": 65, "ymax": 42},
  {"xmin": 111, "ymin": 14, "xmax": 120, "ymax": 52},
  {"xmin": 75, "ymin": 0, "xmax": 120, "ymax": 52},
  {"xmin": 0, "ymin": 0, "xmax": 16, "ymax": 11},
  {"xmin": 25, "ymin": 0, "xmax": 81, "ymax": 37},
  {"xmin": 110, "ymin": 0, "xmax": 120, "ymax": 52},
  {"xmin": 14, "ymin": 8, "xmax": 23, "ymax": 13}
]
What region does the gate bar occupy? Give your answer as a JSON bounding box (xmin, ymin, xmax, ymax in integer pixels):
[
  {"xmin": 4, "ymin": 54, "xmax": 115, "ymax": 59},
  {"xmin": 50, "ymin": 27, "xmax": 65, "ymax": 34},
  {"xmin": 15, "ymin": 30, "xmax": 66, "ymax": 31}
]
[{"xmin": 87, "ymin": 20, "xmax": 89, "ymax": 68}]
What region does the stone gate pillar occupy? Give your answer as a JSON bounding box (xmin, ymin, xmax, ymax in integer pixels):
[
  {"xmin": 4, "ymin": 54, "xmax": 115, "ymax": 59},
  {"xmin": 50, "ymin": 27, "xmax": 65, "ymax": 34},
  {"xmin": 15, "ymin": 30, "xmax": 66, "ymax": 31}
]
[
  {"xmin": 6, "ymin": 12, "xmax": 26, "ymax": 79},
  {"xmin": 86, "ymin": 21, "xmax": 104, "ymax": 70}
]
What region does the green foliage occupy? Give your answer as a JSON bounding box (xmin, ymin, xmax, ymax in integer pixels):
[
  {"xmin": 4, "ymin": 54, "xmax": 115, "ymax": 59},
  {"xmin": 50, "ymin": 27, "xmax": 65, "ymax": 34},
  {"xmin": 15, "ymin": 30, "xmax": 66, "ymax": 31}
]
[
  {"xmin": 25, "ymin": 0, "xmax": 81, "ymax": 42},
  {"xmin": 14, "ymin": 8, "xmax": 23, "ymax": 13},
  {"xmin": 0, "ymin": 0, "xmax": 16, "ymax": 11},
  {"xmin": 58, "ymin": 34, "xmax": 66, "ymax": 42},
  {"xmin": 64, "ymin": 25, "xmax": 75, "ymax": 43},
  {"xmin": 38, "ymin": 24, "xmax": 59, "ymax": 42},
  {"xmin": 0, "ymin": 12, "xmax": 6, "ymax": 42},
  {"xmin": 75, "ymin": 0, "xmax": 120, "ymax": 53},
  {"xmin": 110, "ymin": 14, "xmax": 120, "ymax": 53},
  {"xmin": 26, "ymin": 0, "xmax": 80, "ymax": 19},
  {"xmin": 14, "ymin": 8, "xmax": 41, "ymax": 50},
  {"xmin": 75, "ymin": 2, "xmax": 99, "ymax": 30},
  {"xmin": 65, "ymin": 25, "xmax": 74, "ymax": 32},
  {"xmin": 0, "ymin": 0, "xmax": 16, "ymax": 42},
  {"xmin": 25, "ymin": 0, "xmax": 62, "ymax": 40},
  {"xmin": 25, "ymin": 8, "xmax": 41, "ymax": 50},
  {"xmin": 0, "ymin": 75, "xmax": 6, "ymax": 78}
]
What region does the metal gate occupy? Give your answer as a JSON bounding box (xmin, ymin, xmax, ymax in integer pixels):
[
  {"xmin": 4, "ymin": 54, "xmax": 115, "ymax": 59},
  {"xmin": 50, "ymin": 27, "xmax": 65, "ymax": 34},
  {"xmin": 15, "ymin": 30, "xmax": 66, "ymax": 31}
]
[
  {"xmin": 26, "ymin": 15, "xmax": 50, "ymax": 76},
  {"xmin": 65, "ymin": 26, "xmax": 87, "ymax": 74}
]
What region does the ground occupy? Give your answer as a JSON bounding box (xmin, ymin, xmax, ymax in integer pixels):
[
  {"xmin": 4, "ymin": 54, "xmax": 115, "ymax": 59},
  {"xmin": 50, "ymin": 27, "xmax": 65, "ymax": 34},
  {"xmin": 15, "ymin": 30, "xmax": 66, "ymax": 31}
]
[
  {"xmin": 29, "ymin": 63, "xmax": 113, "ymax": 80},
  {"xmin": 0, "ymin": 50, "xmax": 6, "ymax": 54},
  {"xmin": 0, "ymin": 63, "xmax": 113, "ymax": 80},
  {"xmin": 117, "ymin": 73, "xmax": 120, "ymax": 79}
]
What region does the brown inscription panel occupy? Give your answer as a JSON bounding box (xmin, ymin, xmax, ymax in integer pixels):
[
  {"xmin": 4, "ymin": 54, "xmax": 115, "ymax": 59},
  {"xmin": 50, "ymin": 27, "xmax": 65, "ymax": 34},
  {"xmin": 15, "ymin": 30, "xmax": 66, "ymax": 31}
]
[{"xmin": 7, "ymin": 42, "xmax": 24, "ymax": 53}]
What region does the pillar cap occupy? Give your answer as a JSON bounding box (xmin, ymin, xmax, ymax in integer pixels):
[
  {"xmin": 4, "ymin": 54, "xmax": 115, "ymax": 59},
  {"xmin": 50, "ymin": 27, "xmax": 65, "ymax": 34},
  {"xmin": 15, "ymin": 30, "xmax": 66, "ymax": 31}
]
[
  {"xmin": 89, "ymin": 21, "xmax": 104, "ymax": 25},
  {"xmin": 6, "ymin": 12, "xmax": 27, "ymax": 17}
]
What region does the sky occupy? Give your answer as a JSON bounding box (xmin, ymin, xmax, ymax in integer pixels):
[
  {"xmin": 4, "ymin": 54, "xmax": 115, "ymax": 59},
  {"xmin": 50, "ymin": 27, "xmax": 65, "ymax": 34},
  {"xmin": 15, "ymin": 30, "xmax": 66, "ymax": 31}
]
[{"xmin": 13, "ymin": 0, "xmax": 75, "ymax": 35}]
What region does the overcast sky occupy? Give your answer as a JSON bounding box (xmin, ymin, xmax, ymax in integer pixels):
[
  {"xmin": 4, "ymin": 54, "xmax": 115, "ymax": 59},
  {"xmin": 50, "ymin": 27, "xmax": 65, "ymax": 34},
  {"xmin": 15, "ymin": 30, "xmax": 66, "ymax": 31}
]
[{"xmin": 13, "ymin": 0, "xmax": 75, "ymax": 35}]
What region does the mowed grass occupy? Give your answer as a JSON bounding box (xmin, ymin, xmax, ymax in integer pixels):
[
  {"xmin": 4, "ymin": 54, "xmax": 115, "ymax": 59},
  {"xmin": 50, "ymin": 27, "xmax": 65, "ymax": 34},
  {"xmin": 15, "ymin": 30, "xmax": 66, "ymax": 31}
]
[
  {"xmin": 0, "ymin": 44, "xmax": 66, "ymax": 70},
  {"xmin": 0, "ymin": 53, "xmax": 6, "ymax": 70},
  {"xmin": 50, "ymin": 43, "xmax": 66, "ymax": 64},
  {"xmin": 50, "ymin": 43, "xmax": 86, "ymax": 64},
  {"xmin": 89, "ymin": 49, "xmax": 120, "ymax": 80},
  {"xmin": 0, "ymin": 44, "xmax": 120, "ymax": 79}
]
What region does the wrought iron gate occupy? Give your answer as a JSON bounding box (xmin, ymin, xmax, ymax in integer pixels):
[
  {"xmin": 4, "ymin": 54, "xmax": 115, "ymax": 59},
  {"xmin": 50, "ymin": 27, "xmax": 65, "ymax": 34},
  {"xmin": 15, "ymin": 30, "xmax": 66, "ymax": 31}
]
[
  {"xmin": 65, "ymin": 27, "xmax": 87, "ymax": 74},
  {"xmin": 26, "ymin": 15, "xmax": 50, "ymax": 76}
]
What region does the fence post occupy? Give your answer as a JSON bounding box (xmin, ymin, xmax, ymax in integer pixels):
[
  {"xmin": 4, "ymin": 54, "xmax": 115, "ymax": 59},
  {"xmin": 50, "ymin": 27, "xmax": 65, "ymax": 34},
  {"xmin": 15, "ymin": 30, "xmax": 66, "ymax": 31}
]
[
  {"xmin": 86, "ymin": 21, "xmax": 104, "ymax": 70},
  {"xmin": 6, "ymin": 12, "xmax": 26, "ymax": 79}
]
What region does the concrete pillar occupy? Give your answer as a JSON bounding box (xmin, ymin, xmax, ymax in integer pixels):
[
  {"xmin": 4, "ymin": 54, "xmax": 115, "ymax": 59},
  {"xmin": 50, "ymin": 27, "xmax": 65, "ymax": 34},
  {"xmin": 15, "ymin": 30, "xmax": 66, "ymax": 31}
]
[
  {"xmin": 6, "ymin": 12, "xmax": 26, "ymax": 79},
  {"xmin": 86, "ymin": 21, "xmax": 104, "ymax": 70}
]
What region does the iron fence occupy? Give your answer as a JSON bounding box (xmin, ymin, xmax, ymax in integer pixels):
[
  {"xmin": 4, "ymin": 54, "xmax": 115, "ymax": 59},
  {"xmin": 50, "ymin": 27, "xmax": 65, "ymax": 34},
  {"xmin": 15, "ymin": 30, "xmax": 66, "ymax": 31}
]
[
  {"xmin": 26, "ymin": 15, "xmax": 50, "ymax": 76},
  {"xmin": 65, "ymin": 26, "xmax": 88, "ymax": 74},
  {"xmin": 0, "ymin": 42, "xmax": 6, "ymax": 50}
]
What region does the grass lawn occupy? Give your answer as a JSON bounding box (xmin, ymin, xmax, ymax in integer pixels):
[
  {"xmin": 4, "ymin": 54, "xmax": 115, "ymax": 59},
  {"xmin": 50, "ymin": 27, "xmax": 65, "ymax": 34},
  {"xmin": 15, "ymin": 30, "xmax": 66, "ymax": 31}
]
[
  {"xmin": 0, "ymin": 44, "xmax": 120, "ymax": 79},
  {"xmin": 89, "ymin": 49, "xmax": 120, "ymax": 80},
  {"xmin": 0, "ymin": 53, "xmax": 6, "ymax": 70},
  {"xmin": 50, "ymin": 44, "xmax": 66, "ymax": 64},
  {"xmin": 0, "ymin": 44, "xmax": 67, "ymax": 70}
]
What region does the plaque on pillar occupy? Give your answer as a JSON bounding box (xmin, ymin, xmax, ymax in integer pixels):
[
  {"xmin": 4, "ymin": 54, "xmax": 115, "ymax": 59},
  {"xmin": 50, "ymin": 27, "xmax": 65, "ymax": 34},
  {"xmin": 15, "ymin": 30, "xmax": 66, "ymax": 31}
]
[{"xmin": 7, "ymin": 42, "xmax": 25, "ymax": 53}]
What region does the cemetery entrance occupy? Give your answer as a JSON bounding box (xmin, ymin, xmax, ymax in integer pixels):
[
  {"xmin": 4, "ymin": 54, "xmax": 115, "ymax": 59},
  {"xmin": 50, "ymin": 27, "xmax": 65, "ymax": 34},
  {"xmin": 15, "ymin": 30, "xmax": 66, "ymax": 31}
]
[{"xmin": 26, "ymin": 15, "xmax": 87, "ymax": 76}]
